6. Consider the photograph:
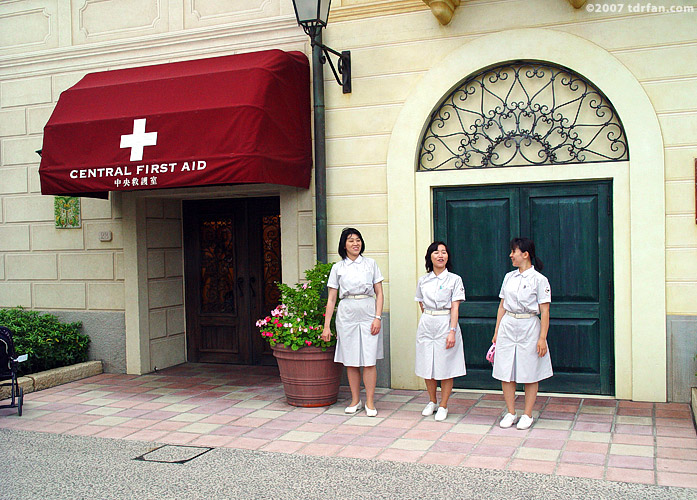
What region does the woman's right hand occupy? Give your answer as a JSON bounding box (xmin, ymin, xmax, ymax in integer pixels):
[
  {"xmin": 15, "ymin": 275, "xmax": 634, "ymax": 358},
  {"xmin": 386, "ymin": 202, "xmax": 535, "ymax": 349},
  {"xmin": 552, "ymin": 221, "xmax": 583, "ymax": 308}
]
[{"xmin": 491, "ymin": 332, "xmax": 497, "ymax": 344}]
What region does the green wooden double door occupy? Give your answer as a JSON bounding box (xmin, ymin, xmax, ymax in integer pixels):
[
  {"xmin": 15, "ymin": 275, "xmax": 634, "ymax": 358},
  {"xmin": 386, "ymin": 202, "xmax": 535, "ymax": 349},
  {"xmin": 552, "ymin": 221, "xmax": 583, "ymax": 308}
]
[{"xmin": 434, "ymin": 181, "xmax": 614, "ymax": 395}]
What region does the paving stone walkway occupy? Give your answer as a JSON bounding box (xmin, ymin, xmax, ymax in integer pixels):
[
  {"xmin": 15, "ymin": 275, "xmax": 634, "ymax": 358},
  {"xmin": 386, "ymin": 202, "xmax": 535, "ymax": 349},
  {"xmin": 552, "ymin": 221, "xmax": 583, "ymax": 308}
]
[{"xmin": 1, "ymin": 363, "xmax": 695, "ymax": 489}]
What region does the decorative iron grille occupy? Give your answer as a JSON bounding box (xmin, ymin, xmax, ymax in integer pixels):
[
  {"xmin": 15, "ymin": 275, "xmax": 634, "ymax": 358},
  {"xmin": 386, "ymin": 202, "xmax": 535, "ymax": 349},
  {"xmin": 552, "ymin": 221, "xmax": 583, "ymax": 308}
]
[{"xmin": 418, "ymin": 61, "xmax": 628, "ymax": 171}]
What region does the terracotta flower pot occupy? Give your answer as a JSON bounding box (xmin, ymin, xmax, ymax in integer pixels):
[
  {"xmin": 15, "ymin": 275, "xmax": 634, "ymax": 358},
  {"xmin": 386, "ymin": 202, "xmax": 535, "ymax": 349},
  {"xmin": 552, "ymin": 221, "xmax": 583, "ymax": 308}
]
[{"xmin": 271, "ymin": 344, "xmax": 342, "ymax": 407}]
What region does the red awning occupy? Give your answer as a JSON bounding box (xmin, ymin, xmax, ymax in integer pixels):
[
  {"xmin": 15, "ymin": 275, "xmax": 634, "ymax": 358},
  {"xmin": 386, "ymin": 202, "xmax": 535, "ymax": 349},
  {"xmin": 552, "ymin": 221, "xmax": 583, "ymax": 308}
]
[{"xmin": 39, "ymin": 50, "xmax": 312, "ymax": 198}]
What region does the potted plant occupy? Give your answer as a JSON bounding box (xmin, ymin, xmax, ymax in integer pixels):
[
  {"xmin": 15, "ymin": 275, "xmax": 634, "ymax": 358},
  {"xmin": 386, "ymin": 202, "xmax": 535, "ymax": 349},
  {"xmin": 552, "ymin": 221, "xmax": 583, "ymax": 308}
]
[{"xmin": 256, "ymin": 262, "xmax": 342, "ymax": 407}]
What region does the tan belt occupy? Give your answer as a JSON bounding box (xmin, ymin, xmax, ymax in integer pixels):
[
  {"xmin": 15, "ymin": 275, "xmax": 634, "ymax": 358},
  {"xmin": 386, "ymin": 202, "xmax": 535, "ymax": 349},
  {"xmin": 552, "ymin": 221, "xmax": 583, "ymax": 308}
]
[
  {"xmin": 505, "ymin": 310, "xmax": 537, "ymax": 319},
  {"xmin": 423, "ymin": 309, "xmax": 450, "ymax": 316},
  {"xmin": 345, "ymin": 294, "xmax": 372, "ymax": 299}
]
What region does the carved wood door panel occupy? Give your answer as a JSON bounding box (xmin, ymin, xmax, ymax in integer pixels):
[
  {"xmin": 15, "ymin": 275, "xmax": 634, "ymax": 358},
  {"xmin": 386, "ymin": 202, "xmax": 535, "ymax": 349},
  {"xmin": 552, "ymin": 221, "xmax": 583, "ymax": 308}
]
[{"xmin": 183, "ymin": 197, "xmax": 280, "ymax": 365}]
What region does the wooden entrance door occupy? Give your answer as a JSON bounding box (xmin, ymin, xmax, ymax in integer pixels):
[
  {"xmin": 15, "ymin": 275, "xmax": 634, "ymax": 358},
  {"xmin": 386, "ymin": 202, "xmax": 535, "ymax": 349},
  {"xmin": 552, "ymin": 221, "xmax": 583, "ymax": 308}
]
[
  {"xmin": 434, "ymin": 181, "xmax": 614, "ymax": 395},
  {"xmin": 183, "ymin": 197, "xmax": 281, "ymax": 365}
]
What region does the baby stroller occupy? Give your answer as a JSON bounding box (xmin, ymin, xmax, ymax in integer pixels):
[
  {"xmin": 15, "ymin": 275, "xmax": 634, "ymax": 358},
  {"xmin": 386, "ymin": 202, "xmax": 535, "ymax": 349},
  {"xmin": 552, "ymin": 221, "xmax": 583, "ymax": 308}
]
[{"xmin": 0, "ymin": 326, "xmax": 27, "ymax": 416}]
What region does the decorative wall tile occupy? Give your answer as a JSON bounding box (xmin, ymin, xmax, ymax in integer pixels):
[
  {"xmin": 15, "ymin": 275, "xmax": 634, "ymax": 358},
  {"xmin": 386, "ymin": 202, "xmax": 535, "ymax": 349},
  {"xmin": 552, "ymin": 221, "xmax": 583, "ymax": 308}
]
[{"xmin": 54, "ymin": 196, "xmax": 81, "ymax": 228}]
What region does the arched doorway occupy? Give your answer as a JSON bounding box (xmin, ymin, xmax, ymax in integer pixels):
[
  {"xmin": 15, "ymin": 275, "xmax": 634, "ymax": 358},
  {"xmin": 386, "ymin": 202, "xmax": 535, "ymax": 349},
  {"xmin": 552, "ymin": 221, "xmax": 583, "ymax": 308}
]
[
  {"xmin": 386, "ymin": 29, "xmax": 666, "ymax": 401},
  {"xmin": 421, "ymin": 61, "xmax": 625, "ymax": 395}
]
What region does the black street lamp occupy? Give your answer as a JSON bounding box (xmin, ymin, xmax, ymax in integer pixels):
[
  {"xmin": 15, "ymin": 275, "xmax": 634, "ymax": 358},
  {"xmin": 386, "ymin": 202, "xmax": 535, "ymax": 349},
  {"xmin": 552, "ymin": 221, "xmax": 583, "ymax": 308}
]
[
  {"xmin": 292, "ymin": 0, "xmax": 351, "ymax": 94},
  {"xmin": 291, "ymin": 0, "xmax": 352, "ymax": 264}
]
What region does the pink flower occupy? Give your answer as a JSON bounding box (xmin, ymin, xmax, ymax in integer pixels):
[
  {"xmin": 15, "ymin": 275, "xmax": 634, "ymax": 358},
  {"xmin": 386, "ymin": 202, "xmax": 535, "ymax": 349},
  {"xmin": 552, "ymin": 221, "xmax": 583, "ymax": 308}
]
[
  {"xmin": 305, "ymin": 340, "xmax": 312, "ymax": 346},
  {"xmin": 302, "ymin": 283, "xmax": 308, "ymax": 290}
]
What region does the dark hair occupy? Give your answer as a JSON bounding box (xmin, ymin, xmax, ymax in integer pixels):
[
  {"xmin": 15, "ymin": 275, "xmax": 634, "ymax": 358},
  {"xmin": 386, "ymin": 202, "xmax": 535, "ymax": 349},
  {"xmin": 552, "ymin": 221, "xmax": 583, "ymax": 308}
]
[
  {"xmin": 510, "ymin": 237, "xmax": 544, "ymax": 271},
  {"xmin": 425, "ymin": 241, "xmax": 453, "ymax": 273},
  {"xmin": 338, "ymin": 227, "xmax": 365, "ymax": 260}
]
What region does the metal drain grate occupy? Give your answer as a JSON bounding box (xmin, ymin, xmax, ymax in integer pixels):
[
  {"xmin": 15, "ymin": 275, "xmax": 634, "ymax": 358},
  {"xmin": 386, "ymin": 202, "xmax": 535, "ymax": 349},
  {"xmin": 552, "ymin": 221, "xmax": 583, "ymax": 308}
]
[{"xmin": 134, "ymin": 445, "xmax": 213, "ymax": 464}]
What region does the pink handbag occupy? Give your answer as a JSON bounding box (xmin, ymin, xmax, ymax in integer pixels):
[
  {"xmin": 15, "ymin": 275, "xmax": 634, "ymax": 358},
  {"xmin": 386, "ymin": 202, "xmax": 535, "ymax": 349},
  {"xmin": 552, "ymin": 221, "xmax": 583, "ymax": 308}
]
[{"xmin": 486, "ymin": 343, "xmax": 496, "ymax": 364}]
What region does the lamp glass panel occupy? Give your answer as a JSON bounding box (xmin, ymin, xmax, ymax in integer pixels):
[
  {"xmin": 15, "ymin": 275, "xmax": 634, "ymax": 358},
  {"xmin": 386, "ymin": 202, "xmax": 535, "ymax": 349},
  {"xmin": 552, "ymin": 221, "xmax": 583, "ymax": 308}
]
[
  {"xmin": 293, "ymin": 0, "xmax": 320, "ymax": 23},
  {"xmin": 319, "ymin": 0, "xmax": 331, "ymax": 24}
]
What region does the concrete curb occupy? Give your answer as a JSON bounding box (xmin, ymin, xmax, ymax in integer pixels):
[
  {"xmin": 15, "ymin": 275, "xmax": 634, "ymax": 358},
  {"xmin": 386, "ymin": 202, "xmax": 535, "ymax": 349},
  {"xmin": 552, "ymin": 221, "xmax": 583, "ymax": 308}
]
[{"xmin": 1, "ymin": 361, "xmax": 103, "ymax": 399}]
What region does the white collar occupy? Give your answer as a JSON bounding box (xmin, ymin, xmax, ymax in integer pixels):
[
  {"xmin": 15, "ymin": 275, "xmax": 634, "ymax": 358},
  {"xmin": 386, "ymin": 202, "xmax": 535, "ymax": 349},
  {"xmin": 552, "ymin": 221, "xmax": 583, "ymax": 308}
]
[
  {"xmin": 427, "ymin": 268, "xmax": 449, "ymax": 281},
  {"xmin": 344, "ymin": 255, "xmax": 364, "ymax": 266},
  {"xmin": 513, "ymin": 266, "xmax": 535, "ymax": 277}
]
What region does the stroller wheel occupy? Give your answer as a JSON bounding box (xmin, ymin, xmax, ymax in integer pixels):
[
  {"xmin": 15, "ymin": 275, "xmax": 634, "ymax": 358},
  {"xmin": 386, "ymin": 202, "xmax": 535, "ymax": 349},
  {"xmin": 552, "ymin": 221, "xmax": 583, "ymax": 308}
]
[{"xmin": 17, "ymin": 387, "xmax": 23, "ymax": 417}]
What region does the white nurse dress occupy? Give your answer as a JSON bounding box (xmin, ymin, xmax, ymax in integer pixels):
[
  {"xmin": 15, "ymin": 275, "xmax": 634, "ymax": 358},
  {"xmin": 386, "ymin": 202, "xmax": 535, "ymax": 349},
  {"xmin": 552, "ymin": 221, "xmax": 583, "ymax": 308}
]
[
  {"xmin": 492, "ymin": 266, "xmax": 553, "ymax": 384},
  {"xmin": 327, "ymin": 255, "xmax": 384, "ymax": 367},
  {"xmin": 414, "ymin": 269, "xmax": 467, "ymax": 380}
]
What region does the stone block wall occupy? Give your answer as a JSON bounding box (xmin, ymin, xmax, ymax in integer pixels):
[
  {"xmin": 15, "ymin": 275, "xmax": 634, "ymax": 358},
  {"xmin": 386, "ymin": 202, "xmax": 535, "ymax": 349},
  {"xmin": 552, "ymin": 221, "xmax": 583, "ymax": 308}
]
[{"xmin": 145, "ymin": 199, "xmax": 185, "ymax": 371}]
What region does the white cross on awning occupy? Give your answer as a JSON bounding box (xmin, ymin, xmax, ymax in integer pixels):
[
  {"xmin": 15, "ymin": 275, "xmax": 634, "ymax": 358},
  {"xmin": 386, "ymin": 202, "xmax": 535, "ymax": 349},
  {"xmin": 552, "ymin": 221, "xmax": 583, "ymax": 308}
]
[{"xmin": 120, "ymin": 118, "xmax": 157, "ymax": 162}]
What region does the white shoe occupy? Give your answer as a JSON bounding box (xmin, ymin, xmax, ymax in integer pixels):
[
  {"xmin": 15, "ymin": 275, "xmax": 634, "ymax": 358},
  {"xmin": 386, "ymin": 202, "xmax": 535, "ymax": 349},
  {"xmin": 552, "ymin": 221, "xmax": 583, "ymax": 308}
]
[
  {"xmin": 365, "ymin": 406, "xmax": 378, "ymax": 417},
  {"xmin": 345, "ymin": 401, "xmax": 363, "ymax": 414},
  {"xmin": 434, "ymin": 407, "xmax": 448, "ymax": 422},
  {"xmin": 499, "ymin": 412, "xmax": 518, "ymax": 428},
  {"xmin": 422, "ymin": 401, "xmax": 438, "ymax": 416},
  {"xmin": 517, "ymin": 414, "xmax": 534, "ymax": 430}
]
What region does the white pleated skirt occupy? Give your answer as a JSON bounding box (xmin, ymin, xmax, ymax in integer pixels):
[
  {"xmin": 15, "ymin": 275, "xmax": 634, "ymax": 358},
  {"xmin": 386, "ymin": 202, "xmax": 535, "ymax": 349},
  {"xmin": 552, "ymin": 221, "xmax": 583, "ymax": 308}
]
[
  {"xmin": 414, "ymin": 313, "xmax": 466, "ymax": 380},
  {"xmin": 492, "ymin": 314, "xmax": 553, "ymax": 384},
  {"xmin": 334, "ymin": 296, "xmax": 383, "ymax": 367}
]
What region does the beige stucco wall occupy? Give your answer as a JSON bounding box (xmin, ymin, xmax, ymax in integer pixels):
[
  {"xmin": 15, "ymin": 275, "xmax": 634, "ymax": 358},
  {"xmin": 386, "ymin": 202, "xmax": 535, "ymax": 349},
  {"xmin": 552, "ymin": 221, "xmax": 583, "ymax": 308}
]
[
  {"xmin": 1, "ymin": 0, "xmax": 696, "ymax": 396},
  {"xmin": 321, "ymin": 0, "xmax": 697, "ymax": 319},
  {"xmin": 145, "ymin": 198, "xmax": 186, "ymax": 371}
]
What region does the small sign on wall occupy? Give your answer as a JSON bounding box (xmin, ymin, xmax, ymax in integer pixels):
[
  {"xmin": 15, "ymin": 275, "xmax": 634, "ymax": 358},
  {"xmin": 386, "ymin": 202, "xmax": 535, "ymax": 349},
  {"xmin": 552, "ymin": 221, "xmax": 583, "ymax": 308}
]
[{"xmin": 54, "ymin": 196, "xmax": 81, "ymax": 229}]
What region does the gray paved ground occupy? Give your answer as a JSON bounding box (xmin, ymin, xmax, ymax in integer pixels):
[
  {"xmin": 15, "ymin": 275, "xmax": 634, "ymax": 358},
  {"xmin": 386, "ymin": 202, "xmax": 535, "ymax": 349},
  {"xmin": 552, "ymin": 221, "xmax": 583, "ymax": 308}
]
[{"xmin": 1, "ymin": 429, "xmax": 694, "ymax": 500}]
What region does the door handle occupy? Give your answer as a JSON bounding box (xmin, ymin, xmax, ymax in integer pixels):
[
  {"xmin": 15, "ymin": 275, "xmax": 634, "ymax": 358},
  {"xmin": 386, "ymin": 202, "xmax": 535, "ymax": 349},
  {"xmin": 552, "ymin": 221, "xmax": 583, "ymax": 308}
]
[
  {"xmin": 249, "ymin": 276, "xmax": 256, "ymax": 298},
  {"xmin": 237, "ymin": 277, "xmax": 244, "ymax": 297}
]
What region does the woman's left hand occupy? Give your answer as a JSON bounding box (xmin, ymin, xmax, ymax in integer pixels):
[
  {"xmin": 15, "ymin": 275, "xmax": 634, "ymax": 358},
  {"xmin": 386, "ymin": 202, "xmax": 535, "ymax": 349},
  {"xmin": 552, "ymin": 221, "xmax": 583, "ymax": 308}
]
[
  {"xmin": 445, "ymin": 331, "xmax": 456, "ymax": 349},
  {"xmin": 537, "ymin": 338, "xmax": 548, "ymax": 357},
  {"xmin": 320, "ymin": 327, "xmax": 332, "ymax": 343},
  {"xmin": 370, "ymin": 318, "xmax": 381, "ymax": 335}
]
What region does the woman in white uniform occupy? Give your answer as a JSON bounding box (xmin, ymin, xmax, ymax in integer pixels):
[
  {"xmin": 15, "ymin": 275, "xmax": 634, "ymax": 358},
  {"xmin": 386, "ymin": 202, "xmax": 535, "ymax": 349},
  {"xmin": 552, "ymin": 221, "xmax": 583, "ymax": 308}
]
[
  {"xmin": 321, "ymin": 228, "xmax": 384, "ymax": 417},
  {"xmin": 415, "ymin": 241, "xmax": 466, "ymax": 422},
  {"xmin": 492, "ymin": 237, "xmax": 552, "ymax": 430}
]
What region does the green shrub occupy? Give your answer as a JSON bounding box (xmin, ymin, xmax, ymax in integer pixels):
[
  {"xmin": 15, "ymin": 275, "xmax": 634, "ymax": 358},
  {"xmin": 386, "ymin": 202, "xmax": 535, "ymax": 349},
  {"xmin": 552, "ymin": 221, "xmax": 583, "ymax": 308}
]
[
  {"xmin": 0, "ymin": 307, "xmax": 90, "ymax": 376},
  {"xmin": 257, "ymin": 262, "xmax": 336, "ymax": 351}
]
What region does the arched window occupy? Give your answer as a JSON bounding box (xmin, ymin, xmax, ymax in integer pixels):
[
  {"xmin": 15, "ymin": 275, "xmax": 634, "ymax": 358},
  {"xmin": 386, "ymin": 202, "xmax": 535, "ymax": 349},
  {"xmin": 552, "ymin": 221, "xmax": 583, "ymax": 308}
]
[{"xmin": 418, "ymin": 61, "xmax": 628, "ymax": 171}]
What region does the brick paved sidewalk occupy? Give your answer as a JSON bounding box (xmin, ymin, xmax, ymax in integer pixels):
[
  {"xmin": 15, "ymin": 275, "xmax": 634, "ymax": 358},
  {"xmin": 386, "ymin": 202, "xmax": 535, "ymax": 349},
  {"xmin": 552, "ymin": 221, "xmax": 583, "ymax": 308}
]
[{"xmin": 1, "ymin": 363, "xmax": 695, "ymax": 489}]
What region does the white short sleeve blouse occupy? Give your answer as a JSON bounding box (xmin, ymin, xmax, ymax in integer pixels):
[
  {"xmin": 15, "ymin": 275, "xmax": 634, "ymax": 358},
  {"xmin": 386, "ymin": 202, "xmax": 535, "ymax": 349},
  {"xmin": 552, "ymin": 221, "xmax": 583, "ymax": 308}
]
[
  {"xmin": 499, "ymin": 266, "xmax": 551, "ymax": 314},
  {"xmin": 415, "ymin": 269, "xmax": 466, "ymax": 310},
  {"xmin": 327, "ymin": 255, "xmax": 384, "ymax": 299}
]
